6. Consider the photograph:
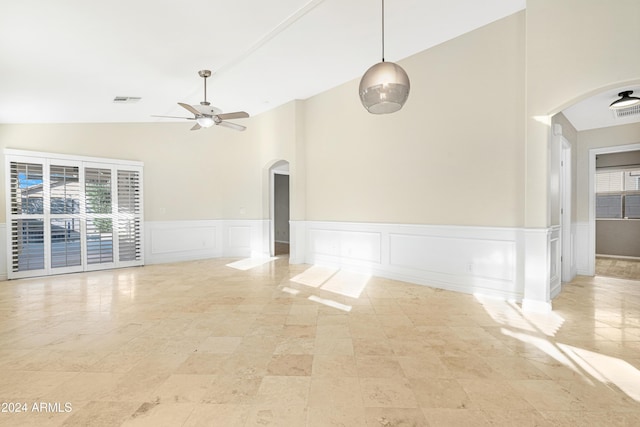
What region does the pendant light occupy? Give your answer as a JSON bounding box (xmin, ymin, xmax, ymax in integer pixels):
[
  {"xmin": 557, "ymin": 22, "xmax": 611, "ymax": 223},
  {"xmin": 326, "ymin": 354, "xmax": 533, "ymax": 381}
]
[
  {"xmin": 359, "ymin": 0, "xmax": 410, "ymax": 114},
  {"xmin": 609, "ymin": 90, "xmax": 640, "ymax": 110}
]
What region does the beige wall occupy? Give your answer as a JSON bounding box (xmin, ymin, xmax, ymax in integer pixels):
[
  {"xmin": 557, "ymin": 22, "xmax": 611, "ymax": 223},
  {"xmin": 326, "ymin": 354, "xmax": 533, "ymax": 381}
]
[
  {"xmin": 0, "ymin": 120, "xmax": 263, "ymax": 223},
  {"xmin": 2, "ymin": 2, "xmax": 639, "ymax": 236},
  {"xmin": 525, "ymin": 0, "xmax": 640, "ymax": 228},
  {"xmin": 303, "ymin": 12, "xmax": 525, "ymax": 227}
]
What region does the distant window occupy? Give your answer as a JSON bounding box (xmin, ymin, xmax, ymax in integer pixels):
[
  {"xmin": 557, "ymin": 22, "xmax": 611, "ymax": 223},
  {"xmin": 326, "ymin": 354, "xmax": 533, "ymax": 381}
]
[{"xmin": 596, "ymin": 169, "xmax": 640, "ymax": 219}]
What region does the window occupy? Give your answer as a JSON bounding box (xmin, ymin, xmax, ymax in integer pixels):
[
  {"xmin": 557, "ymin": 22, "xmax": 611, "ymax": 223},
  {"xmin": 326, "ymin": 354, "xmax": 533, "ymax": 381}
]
[
  {"xmin": 596, "ymin": 169, "xmax": 640, "ymax": 219},
  {"xmin": 5, "ymin": 151, "xmax": 144, "ymax": 279}
]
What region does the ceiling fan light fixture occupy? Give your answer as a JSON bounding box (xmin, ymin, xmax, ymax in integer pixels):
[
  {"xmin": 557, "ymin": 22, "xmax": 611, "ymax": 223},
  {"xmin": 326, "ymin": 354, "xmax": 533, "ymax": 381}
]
[
  {"xmin": 609, "ymin": 90, "xmax": 640, "ymax": 110},
  {"xmin": 359, "ymin": 0, "xmax": 410, "ymax": 114},
  {"xmin": 196, "ymin": 116, "xmax": 214, "ymax": 128}
]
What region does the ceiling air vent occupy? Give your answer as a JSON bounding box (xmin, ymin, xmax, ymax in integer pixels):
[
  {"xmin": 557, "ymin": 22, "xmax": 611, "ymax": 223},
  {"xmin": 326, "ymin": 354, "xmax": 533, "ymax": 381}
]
[
  {"xmin": 613, "ymin": 103, "xmax": 640, "ymax": 118},
  {"xmin": 113, "ymin": 96, "xmax": 141, "ymax": 104}
]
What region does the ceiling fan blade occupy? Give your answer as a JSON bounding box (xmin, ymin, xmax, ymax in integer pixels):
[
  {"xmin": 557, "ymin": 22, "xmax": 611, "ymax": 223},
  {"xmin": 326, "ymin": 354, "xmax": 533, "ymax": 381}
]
[
  {"xmin": 190, "ymin": 123, "xmax": 202, "ymax": 131},
  {"xmin": 178, "ymin": 102, "xmax": 203, "ymax": 116},
  {"xmin": 216, "ymin": 111, "xmax": 249, "ymax": 120},
  {"xmin": 217, "ymin": 121, "xmax": 246, "ymax": 132},
  {"xmin": 151, "ymin": 115, "xmax": 195, "ymax": 120}
]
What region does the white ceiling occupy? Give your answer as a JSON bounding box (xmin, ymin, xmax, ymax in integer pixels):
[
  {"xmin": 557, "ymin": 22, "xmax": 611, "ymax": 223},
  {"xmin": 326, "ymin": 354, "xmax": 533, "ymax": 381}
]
[
  {"xmin": 2, "ymin": 0, "xmax": 636, "ymax": 131},
  {"xmin": 0, "ymin": 0, "xmax": 526, "ymax": 124},
  {"xmin": 562, "ymin": 85, "xmax": 640, "ymax": 131}
]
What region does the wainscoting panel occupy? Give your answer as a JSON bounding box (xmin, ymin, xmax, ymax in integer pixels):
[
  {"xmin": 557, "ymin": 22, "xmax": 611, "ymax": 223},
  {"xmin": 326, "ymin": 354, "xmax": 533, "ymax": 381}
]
[
  {"xmin": 146, "ymin": 221, "xmax": 221, "ymax": 264},
  {"xmin": 301, "ymin": 221, "xmax": 525, "ymax": 301},
  {"xmin": 145, "ymin": 220, "xmax": 269, "ymax": 265},
  {"xmin": 309, "ymin": 228, "xmax": 381, "ymax": 264}
]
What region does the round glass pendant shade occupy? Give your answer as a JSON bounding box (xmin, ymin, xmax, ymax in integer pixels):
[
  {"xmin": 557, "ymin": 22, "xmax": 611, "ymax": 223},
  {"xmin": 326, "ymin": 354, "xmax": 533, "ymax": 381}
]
[{"xmin": 359, "ymin": 61, "xmax": 410, "ymax": 114}]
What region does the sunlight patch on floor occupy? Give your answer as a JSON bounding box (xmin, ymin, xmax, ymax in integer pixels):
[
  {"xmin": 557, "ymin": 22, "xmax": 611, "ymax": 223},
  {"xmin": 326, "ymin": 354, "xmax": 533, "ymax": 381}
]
[
  {"xmin": 226, "ymin": 256, "xmax": 278, "ymax": 270},
  {"xmin": 558, "ymin": 343, "xmax": 640, "ymax": 402},
  {"xmin": 291, "ymin": 266, "xmax": 370, "ymax": 298},
  {"xmin": 308, "ymin": 295, "xmax": 352, "ymax": 312},
  {"xmin": 475, "ymin": 294, "xmax": 565, "ymax": 337}
]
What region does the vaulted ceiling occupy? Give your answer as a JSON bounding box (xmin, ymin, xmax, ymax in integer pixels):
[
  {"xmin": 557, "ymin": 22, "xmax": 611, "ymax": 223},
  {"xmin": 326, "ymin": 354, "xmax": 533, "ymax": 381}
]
[{"xmin": 1, "ymin": 1, "xmax": 636, "ymax": 130}]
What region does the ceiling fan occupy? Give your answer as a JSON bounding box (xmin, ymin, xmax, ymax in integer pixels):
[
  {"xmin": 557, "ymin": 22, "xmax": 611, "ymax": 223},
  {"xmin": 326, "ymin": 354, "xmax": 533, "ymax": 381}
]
[{"xmin": 153, "ymin": 70, "xmax": 249, "ymax": 131}]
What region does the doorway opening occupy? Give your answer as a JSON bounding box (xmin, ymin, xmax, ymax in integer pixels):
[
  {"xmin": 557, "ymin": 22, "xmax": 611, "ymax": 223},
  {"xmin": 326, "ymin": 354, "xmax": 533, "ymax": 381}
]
[
  {"xmin": 269, "ymin": 161, "xmax": 290, "ymax": 257},
  {"xmin": 589, "ymin": 143, "xmax": 640, "ymax": 278}
]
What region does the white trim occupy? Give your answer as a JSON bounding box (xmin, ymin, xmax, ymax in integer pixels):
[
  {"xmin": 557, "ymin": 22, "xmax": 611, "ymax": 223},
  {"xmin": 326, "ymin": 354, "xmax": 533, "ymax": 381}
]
[
  {"xmin": 4, "ymin": 148, "xmax": 143, "ymax": 167},
  {"xmin": 560, "ymin": 137, "xmax": 575, "ymax": 283}
]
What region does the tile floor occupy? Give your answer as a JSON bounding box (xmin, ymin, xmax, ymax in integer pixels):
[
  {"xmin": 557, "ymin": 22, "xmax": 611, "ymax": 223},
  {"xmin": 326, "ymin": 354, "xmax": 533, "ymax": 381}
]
[
  {"xmin": 0, "ymin": 256, "xmax": 639, "ymax": 426},
  {"xmin": 596, "ymin": 256, "xmax": 640, "ymax": 281}
]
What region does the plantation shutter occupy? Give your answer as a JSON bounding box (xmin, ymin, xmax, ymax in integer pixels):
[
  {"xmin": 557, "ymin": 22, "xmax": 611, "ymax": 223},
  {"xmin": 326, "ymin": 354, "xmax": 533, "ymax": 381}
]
[
  {"xmin": 6, "ymin": 151, "xmax": 143, "ymax": 279},
  {"xmin": 117, "ymin": 169, "xmax": 143, "ymax": 264},
  {"xmin": 9, "ymin": 161, "xmax": 45, "ymax": 275}
]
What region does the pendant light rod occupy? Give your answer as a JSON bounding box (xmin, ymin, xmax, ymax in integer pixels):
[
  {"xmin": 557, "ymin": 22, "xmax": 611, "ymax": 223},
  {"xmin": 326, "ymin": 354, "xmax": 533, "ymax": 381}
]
[{"xmin": 381, "ymin": 0, "xmax": 385, "ymax": 62}]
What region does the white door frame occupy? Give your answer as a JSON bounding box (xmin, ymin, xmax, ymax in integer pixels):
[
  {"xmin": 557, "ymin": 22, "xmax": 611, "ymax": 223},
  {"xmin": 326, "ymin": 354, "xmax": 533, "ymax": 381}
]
[
  {"xmin": 269, "ymin": 163, "xmax": 290, "ymax": 257},
  {"xmin": 560, "ymin": 136, "xmax": 574, "ymax": 282}
]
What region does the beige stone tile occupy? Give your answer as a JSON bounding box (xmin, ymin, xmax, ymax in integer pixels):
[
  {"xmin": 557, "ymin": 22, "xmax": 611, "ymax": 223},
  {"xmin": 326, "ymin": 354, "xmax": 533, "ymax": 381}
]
[
  {"xmin": 200, "ymin": 375, "xmax": 262, "ymax": 404},
  {"xmin": 245, "ymin": 405, "xmax": 307, "ymax": 427},
  {"xmin": 0, "ymin": 257, "xmax": 639, "ymax": 426},
  {"xmin": 409, "ymin": 378, "xmax": 472, "ymax": 409},
  {"xmin": 88, "ymin": 351, "xmax": 151, "ymax": 373},
  {"xmin": 183, "ymin": 403, "xmax": 250, "ymax": 427},
  {"xmin": 47, "ymin": 372, "xmax": 124, "ymax": 403},
  {"xmin": 266, "ymin": 354, "xmax": 313, "ymax": 376},
  {"xmin": 120, "ymin": 402, "xmax": 195, "ymax": 426},
  {"xmin": 196, "ymin": 336, "xmax": 242, "ymax": 354},
  {"xmin": 273, "ymin": 336, "xmax": 315, "ymax": 354},
  {"xmin": 422, "ymin": 408, "xmax": 491, "ymax": 426},
  {"xmin": 359, "ymin": 377, "xmax": 418, "ymax": 408},
  {"xmin": 308, "ymin": 377, "xmax": 363, "ymax": 408},
  {"xmin": 220, "ymin": 352, "xmax": 273, "ymax": 379},
  {"xmin": 396, "ymin": 355, "xmax": 453, "ymax": 379},
  {"xmin": 151, "ymin": 374, "xmax": 214, "ymax": 403},
  {"xmin": 364, "ymin": 407, "xmax": 429, "ymax": 427},
  {"xmin": 255, "ymin": 376, "xmax": 310, "ymax": 406},
  {"xmin": 483, "ymin": 356, "xmax": 551, "ymax": 380},
  {"xmin": 355, "ymin": 355, "xmax": 404, "ymax": 378},
  {"xmin": 174, "ymin": 354, "xmax": 229, "ymax": 375},
  {"xmin": 458, "ymin": 379, "xmax": 535, "ymax": 411},
  {"xmin": 314, "ymin": 336, "xmax": 354, "ymax": 355},
  {"xmin": 353, "ymin": 337, "xmax": 394, "ymax": 356},
  {"xmin": 312, "ymin": 354, "xmax": 359, "ymax": 377},
  {"xmin": 60, "ymin": 401, "xmax": 140, "ymax": 427},
  {"xmin": 439, "ymin": 356, "xmax": 498, "ymax": 379},
  {"xmin": 0, "ymin": 370, "xmax": 77, "ymax": 397},
  {"xmin": 307, "ymin": 405, "xmax": 367, "ymax": 427},
  {"xmin": 508, "ymin": 379, "xmax": 588, "ymax": 412}
]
